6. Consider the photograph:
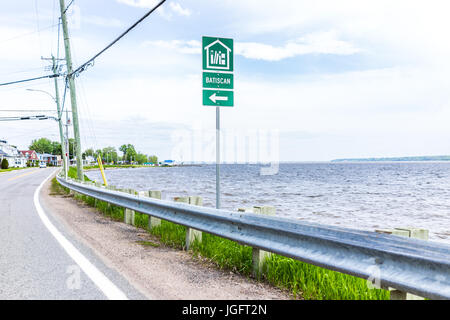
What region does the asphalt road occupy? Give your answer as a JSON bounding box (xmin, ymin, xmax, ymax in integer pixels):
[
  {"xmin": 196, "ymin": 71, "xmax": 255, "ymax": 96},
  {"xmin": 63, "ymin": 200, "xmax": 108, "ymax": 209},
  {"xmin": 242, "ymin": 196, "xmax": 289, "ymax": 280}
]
[{"xmin": 0, "ymin": 168, "xmax": 146, "ymax": 300}]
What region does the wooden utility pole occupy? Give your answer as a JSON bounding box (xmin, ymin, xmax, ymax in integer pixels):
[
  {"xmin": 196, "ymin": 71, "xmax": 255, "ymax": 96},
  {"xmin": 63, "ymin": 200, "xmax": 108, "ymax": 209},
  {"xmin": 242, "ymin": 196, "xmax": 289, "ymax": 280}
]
[
  {"xmin": 59, "ymin": 0, "xmax": 83, "ymax": 180},
  {"xmin": 50, "ymin": 56, "xmax": 68, "ymax": 177}
]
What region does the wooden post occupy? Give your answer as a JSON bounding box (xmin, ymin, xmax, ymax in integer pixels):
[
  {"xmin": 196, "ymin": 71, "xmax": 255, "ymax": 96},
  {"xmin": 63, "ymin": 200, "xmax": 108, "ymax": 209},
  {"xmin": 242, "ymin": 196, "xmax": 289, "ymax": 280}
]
[
  {"xmin": 124, "ymin": 189, "xmax": 136, "ymax": 226},
  {"xmin": 94, "ymin": 182, "xmax": 103, "ymax": 207},
  {"xmin": 105, "ymin": 185, "xmax": 116, "ymax": 213},
  {"xmin": 145, "ymin": 190, "xmax": 162, "ymax": 229},
  {"xmin": 174, "ymin": 196, "xmax": 203, "ymax": 250},
  {"xmin": 238, "ymin": 206, "xmax": 276, "ymax": 277},
  {"xmin": 376, "ymin": 227, "xmax": 428, "ymax": 300}
]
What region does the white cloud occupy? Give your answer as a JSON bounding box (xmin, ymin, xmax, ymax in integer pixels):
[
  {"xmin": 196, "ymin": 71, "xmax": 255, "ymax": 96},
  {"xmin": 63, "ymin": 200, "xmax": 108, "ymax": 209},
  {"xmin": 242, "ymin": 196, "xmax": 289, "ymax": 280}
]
[
  {"xmin": 227, "ymin": 0, "xmax": 450, "ymax": 67},
  {"xmin": 83, "ymin": 16, "xmax": 124, "ymax": 28},
  {"xmin": 116, "ymin": 0, "xmax": 191, "ymax": 19},
  {"xmin": 116, "ymin": 0, "xmax": 160, "ymax": 8},
  {"xmin": 169, "ymin": 2, "xmax": 191, "ymax": 16},
  {"xmin": 143, "ymin": 32, "xmax": 360, "ymax": 61},
  {"xmin": 142, "ymin": 39, "xmax": 200, "ymax": 54},
  {"xmin": 236, "ymin": 31, "xmax": 360, "ymax": 61}
]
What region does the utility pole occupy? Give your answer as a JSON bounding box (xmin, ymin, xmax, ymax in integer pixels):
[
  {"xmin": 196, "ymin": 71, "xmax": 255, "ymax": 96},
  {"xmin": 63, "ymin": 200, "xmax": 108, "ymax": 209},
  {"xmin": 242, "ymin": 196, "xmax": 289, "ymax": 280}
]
[
  {"xmin": 50, "ymin": 56, "xmax": 67, "ymax": 177},
  {"xmin": 65, "ymin": 114, "xmax": 69, "ymax": 179},
  {"xmin": 59, "ymin": 0, "xmax": 83, "ymax": 180}
]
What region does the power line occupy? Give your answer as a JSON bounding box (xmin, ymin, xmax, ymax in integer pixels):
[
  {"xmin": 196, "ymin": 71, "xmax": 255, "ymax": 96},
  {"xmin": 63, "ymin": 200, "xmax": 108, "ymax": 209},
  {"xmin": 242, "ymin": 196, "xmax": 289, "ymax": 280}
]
[
  {"xmin": 0, "ymin": 110, "xmax": 58, "ymax": 112},
  {"xmin": 0, "ymin": 74, "xmax": 59, "ymax": 87},
  {"xmin": 0, "ymin": 23, "xmax": 59, "ymax": 44},
  {"xmin": 63, "ymin": 0, "xmax": 75, "ymax": 14},
  {"xmin": 0, "ymin": 115, "xmax": 58, "ymax": 122},
  {"xmin": 71, "ymin": 0, "xmax": 166, "ymax": 77}
]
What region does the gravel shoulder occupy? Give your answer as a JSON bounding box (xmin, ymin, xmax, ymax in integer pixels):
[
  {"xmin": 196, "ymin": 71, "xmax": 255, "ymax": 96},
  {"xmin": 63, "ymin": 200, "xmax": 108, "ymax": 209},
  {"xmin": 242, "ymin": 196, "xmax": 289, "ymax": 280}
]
[{"xmin": 40, "ymin": 173, "xmax": 291, "ymax": 300}]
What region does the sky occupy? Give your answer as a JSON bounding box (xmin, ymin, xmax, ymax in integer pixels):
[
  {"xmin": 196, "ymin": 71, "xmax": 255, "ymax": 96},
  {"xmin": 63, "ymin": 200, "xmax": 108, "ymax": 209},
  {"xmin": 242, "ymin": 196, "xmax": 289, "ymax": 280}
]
[{"xmin": 1, "ymin": 0, "xmax": 450, "ymax": 162}]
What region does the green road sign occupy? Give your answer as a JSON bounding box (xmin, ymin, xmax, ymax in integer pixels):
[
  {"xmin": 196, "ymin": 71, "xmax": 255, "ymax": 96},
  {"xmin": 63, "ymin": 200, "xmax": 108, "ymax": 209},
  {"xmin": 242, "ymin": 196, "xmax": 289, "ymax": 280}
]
[
  {"xmin": 203, "ymin": 72, "xmax": 233, "ymax": 90},
  {"xmin": 203, "ymin": 89, "xmax": 234, "ymax": 107},
  {"xmin": 202, "ymin": 36, "xmax": 234, "ymax": 72}
]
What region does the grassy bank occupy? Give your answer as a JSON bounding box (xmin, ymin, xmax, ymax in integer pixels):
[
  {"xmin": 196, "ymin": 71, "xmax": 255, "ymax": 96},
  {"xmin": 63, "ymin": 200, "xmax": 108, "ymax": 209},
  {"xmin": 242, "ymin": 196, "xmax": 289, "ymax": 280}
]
[
  {"xmin": 53, "ymin": 170, "xmax": 389, "ymax": 300},
  {"xmin": 0, "ymin": 167, "xmax": 31, "ymax": 173},
  {"xmin": 83, "ymin": 164, "xmax": 153, "ymax": 171}
]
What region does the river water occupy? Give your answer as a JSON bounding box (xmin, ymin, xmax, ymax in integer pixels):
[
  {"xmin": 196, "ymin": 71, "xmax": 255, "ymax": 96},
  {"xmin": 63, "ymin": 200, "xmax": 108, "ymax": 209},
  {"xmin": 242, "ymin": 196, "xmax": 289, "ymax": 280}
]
[{"xmin": 85, "ymin": 162, "xmax": 450, "ymax": 244}]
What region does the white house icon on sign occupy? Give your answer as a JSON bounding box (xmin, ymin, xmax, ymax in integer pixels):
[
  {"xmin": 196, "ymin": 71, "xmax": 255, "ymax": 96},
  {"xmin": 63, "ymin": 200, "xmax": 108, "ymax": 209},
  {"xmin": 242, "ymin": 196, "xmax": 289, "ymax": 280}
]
[{"xmin": 204, "ymin": 39, "xmax": 232, "ymax": 70}]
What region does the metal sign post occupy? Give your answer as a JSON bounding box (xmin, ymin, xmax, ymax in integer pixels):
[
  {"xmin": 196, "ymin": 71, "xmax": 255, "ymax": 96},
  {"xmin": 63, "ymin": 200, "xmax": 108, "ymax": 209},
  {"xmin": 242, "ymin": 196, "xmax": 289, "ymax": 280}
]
[
  {"xmin": 216, "ymin": 106, "xmax": 220, "ymax": 209},
  {"xmin": 202, "ymin": 36, "xmax": 234, "ymax": 209}
]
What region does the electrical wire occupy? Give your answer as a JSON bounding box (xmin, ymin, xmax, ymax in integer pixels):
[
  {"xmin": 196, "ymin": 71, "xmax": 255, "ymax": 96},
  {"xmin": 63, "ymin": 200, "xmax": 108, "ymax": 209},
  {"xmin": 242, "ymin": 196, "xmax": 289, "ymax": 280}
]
[
  {"xmin": 0, "ymin": 74, "xmax": 59, "ymax": 87},
  {"xmin": 0, "ymin": 115, "xmax": 57, "ymax": 122},
  {"xmin": 70, "ymin": 0, "xmax": 166, "ymax": 77},
  {"xmin": 0, "ymin": 110, "xmax": 57, "ymax": 113},
  {"xmin": 0, "ymin": 23, "xmax": 59, "ymax": 44},
  {"xmin": 63, "ymin": 0, "xmax": 75, "ymax": 14}
]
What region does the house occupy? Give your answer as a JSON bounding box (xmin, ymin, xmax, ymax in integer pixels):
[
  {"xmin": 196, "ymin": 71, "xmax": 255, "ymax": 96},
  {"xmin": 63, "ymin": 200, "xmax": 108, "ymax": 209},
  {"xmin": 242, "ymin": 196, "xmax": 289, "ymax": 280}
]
[
  {"xmin": 0, "ymin": 150, "xmax": 9, "ymax": 163},
  {"xmin": 0, "ymin": 140, "xmax": 27, "ymax": 168},
  {"xmin": 20, "ymin": 150, "xmax": 39, "ymax": 165},
  {"xmin": 204, "ymin": 39, "xmax": 232, "ymax": 71},
  {"xmin": 84, "ymin": 155, "xmax": 96, "ymax": 166},
  {"xmin": 38, "ymin": 153, "xmax": 62, "ymax": 166}
]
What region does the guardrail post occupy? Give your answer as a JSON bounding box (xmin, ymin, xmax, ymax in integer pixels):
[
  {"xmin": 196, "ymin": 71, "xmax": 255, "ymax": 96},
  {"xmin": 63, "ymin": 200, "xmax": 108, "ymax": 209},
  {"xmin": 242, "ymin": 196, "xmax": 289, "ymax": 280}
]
[
  {"xmin": 139, "ymin": 190, "xmax": 162, "ymax": 229},
  {"xmin": 239, "ymin": 206, "xmax": 276, "ymax": 277},
  {"xmin": 124, "ymin": 189, "xmax": 137, "ymax": 226},
  {"xmin": 174, "ymin": 196, "xmax": 203, "ymax": 250},
  {"xmin": 105, "ymin": 185, "xmax": 116, "ymax": 213},
  {"xmin": 94, "ymin": 182, "xmax": 103, "ymax": 207},
  {"xmin": 376, "ymin": 227, "xmax": 428, "ymax": 300}
]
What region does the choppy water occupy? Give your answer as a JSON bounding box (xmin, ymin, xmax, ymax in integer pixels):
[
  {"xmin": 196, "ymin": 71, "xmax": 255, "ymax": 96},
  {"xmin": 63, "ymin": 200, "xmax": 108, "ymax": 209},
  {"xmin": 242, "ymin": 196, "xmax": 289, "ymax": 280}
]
[{"xmin": 85, "ymin": 162, "xmax": 450, "ymax": 244}]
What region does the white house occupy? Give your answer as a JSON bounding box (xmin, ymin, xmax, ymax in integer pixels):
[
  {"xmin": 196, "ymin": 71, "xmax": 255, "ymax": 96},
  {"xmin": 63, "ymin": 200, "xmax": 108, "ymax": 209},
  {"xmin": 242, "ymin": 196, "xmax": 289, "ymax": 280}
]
[
  {"xmin": 37, "ymin": 153, "xmax": 62, "ymax": 166},
  {"xmin": 0, "ymin": 140, "xmax": 27, "ymax": 168},
  {"xmin": 84, "ymin": 155, "xmax": 96, "ymax": 165}
]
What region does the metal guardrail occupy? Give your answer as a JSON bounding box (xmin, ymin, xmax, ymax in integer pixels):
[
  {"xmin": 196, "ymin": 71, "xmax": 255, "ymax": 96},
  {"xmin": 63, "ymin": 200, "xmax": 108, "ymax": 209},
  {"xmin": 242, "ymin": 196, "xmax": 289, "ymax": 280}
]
[{"xmin": 56, "ymin": 175, "xmax": 450, "ymax": 299}]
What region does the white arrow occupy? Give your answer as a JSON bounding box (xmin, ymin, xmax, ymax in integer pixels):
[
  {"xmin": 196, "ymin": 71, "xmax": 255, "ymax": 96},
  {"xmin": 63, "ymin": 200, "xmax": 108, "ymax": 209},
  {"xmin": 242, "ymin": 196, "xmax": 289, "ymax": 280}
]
[{"xmin": 209, "ymin": 92, "xmax": 228, "ymax": 104}]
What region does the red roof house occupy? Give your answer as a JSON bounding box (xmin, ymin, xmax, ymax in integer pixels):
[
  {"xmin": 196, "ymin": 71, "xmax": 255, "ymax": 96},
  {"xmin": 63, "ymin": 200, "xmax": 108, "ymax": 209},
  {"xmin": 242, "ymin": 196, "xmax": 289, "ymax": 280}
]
[{"xmin": 20, "ymin": 150, "xmax": 39, "ymax": 162}]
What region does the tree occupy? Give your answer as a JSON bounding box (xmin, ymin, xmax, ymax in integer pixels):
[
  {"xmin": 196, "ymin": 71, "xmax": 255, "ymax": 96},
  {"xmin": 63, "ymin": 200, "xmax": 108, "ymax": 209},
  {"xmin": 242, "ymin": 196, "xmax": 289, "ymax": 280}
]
[
  {"xmin": 135, "ymin": 153, "xmax": 148, "ymax": 164},
  {"xmin": 84, "ymin": 148, "xmax": 95, "ymax": 157},
  {"xmin": 29, "ymin": 138, "xmax": 53, "ymax": 154},
  {"xmin": 149, "ymin": 155, "xmax": 158, "ymax": 164},
  {"xmin": 102, "ymin": 146, "xmax": 118, "ymax": 163},
  {"xmin": 51, "ymin": 141, "xmax": 62, "ymax": 156},
  {"xmin": 68, "ymin": 138, "xmax": 75, "ymax": 160},
  {"xmin": 119, "ymin": 144, "xmax": 137, "ymax": 163},
  {"xmin": 1, "ymin": 158, "xmax": 8, "ymax": 169},
  {"xmin": 95, "ymin": 149, "xmax": 103, "ymax": 159}
]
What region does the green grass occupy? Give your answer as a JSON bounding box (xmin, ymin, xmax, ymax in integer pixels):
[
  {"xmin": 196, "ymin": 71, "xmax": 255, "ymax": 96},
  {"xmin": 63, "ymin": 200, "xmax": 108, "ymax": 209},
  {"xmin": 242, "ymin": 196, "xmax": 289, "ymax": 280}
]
[
  {"xmin": 53, "ymin": 168, "xmax": 390, "ymax": 300},
  {"xmin": 50, "ymin": 177, "xmax": 71, "ymax": 195},
  {"xmin": 136, "ymin": 240, "xmax": 160, "ymax": 248},
  {"xmin": 136, "ymin": 218, "xmax": 389, "ymax": 299},
  {"xmin": 83, "ymin": 164, "xmax": 151, "ymax": 170},
  {"xmin": 68, "ymin": 166, "xmax": 91, "ymax": 181},
  {"xmin": 0, "ymin": 167, "xmax": 32, "ymax": 173},
  {"xmin": 264, "ymin": 255, "xmax": 389, "ymax": 300}
]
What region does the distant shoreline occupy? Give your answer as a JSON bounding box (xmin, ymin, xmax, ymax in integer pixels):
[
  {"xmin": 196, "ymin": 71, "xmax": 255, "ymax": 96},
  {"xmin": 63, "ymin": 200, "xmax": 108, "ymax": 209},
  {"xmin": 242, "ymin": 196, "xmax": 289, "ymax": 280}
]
[{"xmin": 331, "ymin": 156, "xmax": 450, "ymax": 162}]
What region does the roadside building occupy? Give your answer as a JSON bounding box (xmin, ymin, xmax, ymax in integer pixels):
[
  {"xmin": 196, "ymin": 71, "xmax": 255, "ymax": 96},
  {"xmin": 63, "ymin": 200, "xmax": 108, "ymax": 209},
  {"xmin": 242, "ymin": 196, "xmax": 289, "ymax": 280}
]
[
  {"xmin": 38, "ymin": 153, "xmax": 62, "ymax": 166},
  {"xmin": 161, "ymin": 160, "xmax": 175, "ymax": 166},
  {"xmin": 20, "ymin": 150, "xmax": 40, "ymax": 166},
  {"xmin": 84, "ymin": 155, "xmax": 96, "ymax": 166},
  {"xmin": 0, "ymin": 140, "xmax": 27, "ymax": 168}
]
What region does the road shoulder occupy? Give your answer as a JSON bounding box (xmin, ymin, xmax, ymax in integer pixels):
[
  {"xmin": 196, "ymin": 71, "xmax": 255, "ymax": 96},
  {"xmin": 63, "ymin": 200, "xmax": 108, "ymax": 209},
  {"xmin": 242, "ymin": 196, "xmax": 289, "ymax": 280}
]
[{"xmin": 40, "ymin": 174, "xmax": 290, "ymax": 300}]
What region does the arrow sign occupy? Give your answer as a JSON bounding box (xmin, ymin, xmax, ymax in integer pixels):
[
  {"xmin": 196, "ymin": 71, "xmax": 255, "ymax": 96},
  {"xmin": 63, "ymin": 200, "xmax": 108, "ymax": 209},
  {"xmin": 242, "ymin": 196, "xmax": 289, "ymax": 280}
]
[
  {"xmin": 209, "ymin": 93, "xmax": 228, "ymax": 103},
  {"xmin": 203, "ymin": 90, "xmax": 234, "ymax": 107}
]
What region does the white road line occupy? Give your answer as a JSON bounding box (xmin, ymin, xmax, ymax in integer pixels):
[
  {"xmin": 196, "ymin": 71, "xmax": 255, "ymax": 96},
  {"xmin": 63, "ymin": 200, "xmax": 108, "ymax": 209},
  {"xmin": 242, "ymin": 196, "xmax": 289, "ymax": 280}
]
[{"xmin": 33, "ymin": 171, "xmax": 128, "ymax": 300}]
